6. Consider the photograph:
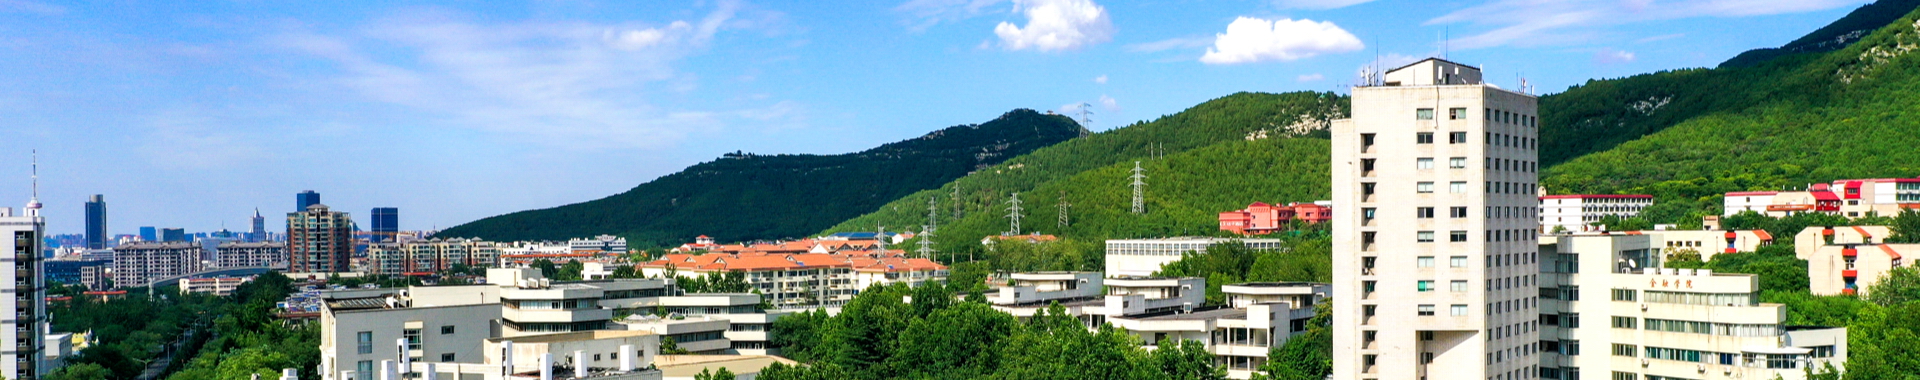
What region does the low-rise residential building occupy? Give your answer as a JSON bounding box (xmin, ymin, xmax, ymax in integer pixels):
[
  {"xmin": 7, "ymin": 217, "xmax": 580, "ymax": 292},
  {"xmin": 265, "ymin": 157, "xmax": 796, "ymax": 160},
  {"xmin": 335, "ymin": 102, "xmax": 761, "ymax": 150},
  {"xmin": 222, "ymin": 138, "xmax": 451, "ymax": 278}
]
[
  {"xmin": 1104, "ymin": 238, "xmax": 1287, "ymax": 277},
  {"xmin": 1723, "ymin": 178, "xmax": 1920, "ymax": 218},
  {"xmin": 216, "ymin": 241, "xmax": 286, "ymax": 268},
  {"xmin": 364, "ymin": 238, "xmax": 500, "ymax": 275},
  {"xmin": 988, "ymin": 272, "xmax": 1103, "ymax": 309},
  {"xmin": 1538, "ymin": 194, "xmax": 1653, "ymax": 233},
  {"xmin": 569, "ymin": 235, "xmax": 630, "ymax": 254},
  {"xmin": 1540, "ymin": 234, "xmax": 1847, "ymax": 380},
  {"xmin": 1545, "ymin": 229, "xmax": 1775, "ymax": 263},
  {"xmin": 1218, "ymin": 202, "xmax": 1332, "ymax": 235},
  {"xmin": 112, "ymin": 242, "xmax": 203, "ymax": 288},
  {"xmin": 1794, "ymin": 226, "xmax": 1914, "ymax": 296},
  {"xmin": 639, "ymin": 252, "xmax": 945, "ymax": 308},
  {"xmin": 376, "ymin": 330, "xmax": 665, "ymax": 380},
  {"xmin": 179, "ymin": 276, "xmax": 252, "ymax": 296}
]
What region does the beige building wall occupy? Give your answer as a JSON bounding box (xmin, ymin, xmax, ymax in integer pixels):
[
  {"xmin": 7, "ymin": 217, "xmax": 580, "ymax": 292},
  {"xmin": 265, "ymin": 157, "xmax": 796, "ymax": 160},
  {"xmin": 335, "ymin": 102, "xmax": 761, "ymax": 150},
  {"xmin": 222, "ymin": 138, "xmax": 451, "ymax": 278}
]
[{"xmin": 1332, "ymin": 59, "xmax": 1541, "ymax": 380}]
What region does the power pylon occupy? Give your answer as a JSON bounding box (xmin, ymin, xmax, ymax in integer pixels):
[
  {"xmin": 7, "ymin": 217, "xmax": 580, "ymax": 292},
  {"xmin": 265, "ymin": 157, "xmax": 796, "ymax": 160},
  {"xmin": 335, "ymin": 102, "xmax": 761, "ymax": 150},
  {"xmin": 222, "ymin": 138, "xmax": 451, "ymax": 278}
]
[
  {"xmin": 1057, "ymin": 191, "xmax": 1070, "ymax": 228},
  {"xmin": 1005, "ymin": 193, "xmax": 1024, "ymax": 235},
  {"xmin": 915, "ymin": 226, "xmax": 935, "ymax": 259},
  {"xmin": 1130, "ymin": 161, "xmax": 1147, "ymax": 214}
]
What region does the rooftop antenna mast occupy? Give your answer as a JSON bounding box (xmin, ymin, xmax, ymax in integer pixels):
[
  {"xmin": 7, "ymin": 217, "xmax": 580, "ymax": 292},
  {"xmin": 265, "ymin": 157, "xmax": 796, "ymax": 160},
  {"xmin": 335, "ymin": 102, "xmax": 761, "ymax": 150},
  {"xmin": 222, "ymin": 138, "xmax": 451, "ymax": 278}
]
[
  {"xmin": 1129, "ymin": 161, "xmax": 1147, "ymax": 214},
  {"xmin": 1056, "ymin": 191, "xmax": 1070, "ymax": 228},
  {"xmin": 1005, "ymin": 193, "xmax": 1024, "ymax": 235},
  {"xmin": 26, "ymin": 149, "xmax": 41, "ymax": 215}
]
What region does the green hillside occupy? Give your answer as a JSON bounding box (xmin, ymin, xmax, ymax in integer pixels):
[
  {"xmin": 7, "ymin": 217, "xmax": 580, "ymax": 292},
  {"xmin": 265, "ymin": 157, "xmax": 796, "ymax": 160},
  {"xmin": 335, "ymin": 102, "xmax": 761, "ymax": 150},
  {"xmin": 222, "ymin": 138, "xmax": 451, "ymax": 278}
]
[
  {"xmin": 1720, "ymin": 0, "xmax": 1920, "ymax": 68},
  {"xmin": 821, "ymin": 92, "xmax": 1344, "ymax": 250},
  {"xmin": 1543, "ymin": 7, "xmax": 1920, "ymax": 223},
  {"xmin": 435, "ymin": 109, "xmax": 1086, "ymax": 247}
]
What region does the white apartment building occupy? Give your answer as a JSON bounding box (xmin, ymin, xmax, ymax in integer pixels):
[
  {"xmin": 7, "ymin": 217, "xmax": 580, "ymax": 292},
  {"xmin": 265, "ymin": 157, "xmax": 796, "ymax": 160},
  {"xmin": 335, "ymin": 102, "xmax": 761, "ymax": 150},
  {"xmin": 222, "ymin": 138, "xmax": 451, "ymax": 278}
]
[
  {"xmin": 355, "ymin": 330, "xmax": 665, "ymax": 380},
  {"xmin": 215, "ymin": 241, "xmax": 286, "ymax": 268},
  {"xmin": 178, "ymin": 276, "xmax": 251, "ymax": 296},
  {"xmin": 1723, "ymin": 192, "xmax": 1779, "ymax": 216},
  {"xmin": 1793, "ymin": 226, "xmax": 1914, "ymax": 297},
  {"xmin": 569, "ymin": 235, "xmax": 629, "ymax": 254},
  {"xmin": 1104, "ymin": 238, "xmax": 1287, "ymax": 277},
  {"xmin": 364, "ymin": 238, "xmax": 501, "ymax": 275},
  {"xmin": 1, "ymin": 204, "xmax": 48, "ymax": 380},
  {"xmin": 1331, "ymin": 58, "xmax": 1542, "ymax": 380},
  {"xmin": 1724, "ymin": 178, "xmax": 1920, "ymax": 218},
  {"xmin": 988, "ymin": 272, "xmax": 1105, "ymax": 311},
  {"xmin": 1539, "ymin": 194, "xmax": 1654, "ymax": 233},
  {"xmin": 638, "ymin": 253, "xmax": 945, "ymax": 308},
  {"xmin": 111, "ymin": 241, "xmax": 204, "ymax": 288},
  {"xmin": 1539, "ymin": 234, "xmax": 1847, "ymax": 380}
]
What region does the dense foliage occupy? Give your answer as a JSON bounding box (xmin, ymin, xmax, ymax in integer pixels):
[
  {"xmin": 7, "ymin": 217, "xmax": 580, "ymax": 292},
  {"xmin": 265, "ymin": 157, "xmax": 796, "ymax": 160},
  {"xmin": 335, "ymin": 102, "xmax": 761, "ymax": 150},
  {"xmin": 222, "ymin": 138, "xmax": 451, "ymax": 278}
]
[
  {"xmin": 1719, "ymin": 0, "xmax": 1920, "ymax": 68},
  {"xmin": 166, "ymin": 272, "xmax": 320, "ymax": 380},
  {"xmin": 1152, "ymin": 237, "xmax": 1332, "ymax": 305},
  {"xmin": 48, "ymin": 285, "xmax": 216, "ymax": 380},
  {"xmin": 439, "ymin": 109, "xmax": 1086, "ymax": 247},
  {"xmin": 1541, "ymin": 8, "xmax": 1920, "ymax": 222},
  {"xmin": 764, "ymin": 282, "xmax": 1227, "ymax": 380}
]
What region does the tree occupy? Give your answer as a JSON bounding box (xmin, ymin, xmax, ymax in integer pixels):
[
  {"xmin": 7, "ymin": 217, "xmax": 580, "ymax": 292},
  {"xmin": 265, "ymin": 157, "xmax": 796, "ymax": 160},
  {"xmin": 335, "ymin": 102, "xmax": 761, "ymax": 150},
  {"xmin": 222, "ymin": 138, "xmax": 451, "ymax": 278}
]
[
  {"xmin": 45, "ymin": 363, "xmax": 111, "ymax": 380},
  {"xmin": 558, "ymin": 260, "xmax": 585, "ymax": 281},
  {"xmin": 1255, "ymin": 303, "xmax": 1331, "ymax": 380},
  {"xmin": 694, "ymin": 367, "xmax": 737, "ymax": 380},
  {"xmin": 887, "ymin": 302, "xmax": 1018, "ymax": 378},
  {"xmin": 1867, "ymin": 267, "xmax": 1920, "ymax": 307},
  {"xmin": 1151, "ymin": 339, "xmax": 1226, "ymax": 380},
  {"xmin": 1663, "ymin": 247, "xmax": 1706, "ymax": 269},
  {"xmin": 1891, "ymin": 209, "xmax": 1920, "ymax": 243},
  {"xmin": 661, "ymin": 336, "xmax": 692, "ymax": 355},
  {"xmin": 532, "ymin": 259, "xmax": 558, "ymax": 278},
  {"xmin": 771, "ymin": 309, "xmax": 832, "ymax": 362}
]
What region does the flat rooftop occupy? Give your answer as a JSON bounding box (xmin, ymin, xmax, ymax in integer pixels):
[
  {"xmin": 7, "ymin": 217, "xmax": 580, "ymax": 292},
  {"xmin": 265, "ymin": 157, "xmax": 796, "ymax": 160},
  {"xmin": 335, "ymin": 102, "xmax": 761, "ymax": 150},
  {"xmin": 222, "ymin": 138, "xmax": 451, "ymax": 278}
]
[
  {"xmin": 486, "ymin": 329, "xmax": 654, "ymax": 344},
  {"xmin": 1136, "ymin": 307, "xmax": 1246, "ymax": 321}
]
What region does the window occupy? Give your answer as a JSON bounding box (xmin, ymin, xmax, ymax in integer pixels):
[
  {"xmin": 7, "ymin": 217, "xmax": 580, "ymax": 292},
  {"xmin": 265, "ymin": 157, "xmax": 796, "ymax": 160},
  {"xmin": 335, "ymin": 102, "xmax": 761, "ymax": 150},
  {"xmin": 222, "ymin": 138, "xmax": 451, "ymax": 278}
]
[
  {"xmin": 1611, "ymin": 289, "xmax": 1637, "ymax": 301},
  {"xmin": 1451, "ymin": 304, "xmax": 1469, "ymax": 316},
  {"xmin": 1451, "ymin": 280, "xmax": 1468, "ymax": 292},
  {"xmin": 1360, "ymin": 133, "xmax": 1375, "ymax": 151},
  {"xmin": 1612, "ymin": 317, "xmax": 1638, "ymax": 329},
  {"xmin": 1418, "ymin": 304, "xmax": 1435, "ymax": 316},
  {"xmin": 1422, "ymin": 351, "xmax": 1435, "ymax": 364},
  {"xmin": 1416, "ymin": 132, "xmax": 1434, "ymax": 144},
  {"xmin": 441, "ymin": 325, "xmax": 455, "ymax": 334},
  {"xmin": 1450, "ymin": 231, "xmax": 1468, "ymax": 242},
  {"xmin": 357, "ymin": 331, "xmax": 373, "ymax": 354},
  {"xmin": 1449, "ymin": 131, "xmax": 1468, "ymax": 144},
  {"xmin": 1565, "ymin": 313, "xmax": 1582, "ymax": 328},
  {"xmin": 1449, "ymin": 107, "xmax": 1467, "ymax": 120},
  {"xmin": 1417, "ymin": 108, "xmax": 1435, "ymax": 120},
  {"xmin": 1361, "ymin": 158, "xmax": 1375, "ymax": 175},
  {"xmin": 1418, "ymin": 256, "xmax": 1435, "ymax": 268},
  {"xmin": 357, "ymin": 361, "xmax": 374, "ymax": 377},
  {"xmin": 1451, "ymin": 181, "xmax": 1468, "ymax": 194},
  {"xmin": 1418, "ymin": 231, "xmax": 1435, "ymax": 242},
  {"xmin": 1450, "ymin": 207, "xmax": 1468, "ymax": 218},
  {"xmin": 1418, "ymin": 280, "xmax": 1435, "ymax": 292},
  {"xmin": 1417, "ymin": 207, "xmax": 1435, "ymax": 218},
  {"xmin": 1565, "ymin": 340, "xmax": 1581, "ymax": 356},
  {"xmin": 1451, "ymin": 256, "xmax": 1468, "ymax": 268},
  {"xmin": 403, "ymin": 328, "xmax": 423, "ymax": 351},
  {"xmin": 441, "ymin": 353, "xmax": 456, "ymax": 361},
  {"xmin": 1417, "ymin": 157, "xmax": 1434, "ymax": 169},
  {"xmin": 1450, "ymin": 157, "xmax": 1466, "ymax": 169},
  {"xmin": 1418, "ymin": 182, "xmax": 1435, "ymax": 193},
  {"xmin": 1362, "ymin": 208, "xmax": 1376, "ymax": 224}
]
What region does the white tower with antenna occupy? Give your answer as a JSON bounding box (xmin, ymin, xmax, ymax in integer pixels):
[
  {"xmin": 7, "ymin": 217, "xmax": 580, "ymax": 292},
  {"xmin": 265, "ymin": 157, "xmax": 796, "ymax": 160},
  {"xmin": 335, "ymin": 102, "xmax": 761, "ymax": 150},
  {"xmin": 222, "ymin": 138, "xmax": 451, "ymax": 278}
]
[
  {"xmin": 1, "ymin": 149, "xmax": 47, "ymax": 380},
  {"xmin": 1004, "ymin": 193, "xmax": 1023, "ymax": 235},
  {"xmin": 1129, "ymin": 161, "xmax": 1147, "ymax": 214}
]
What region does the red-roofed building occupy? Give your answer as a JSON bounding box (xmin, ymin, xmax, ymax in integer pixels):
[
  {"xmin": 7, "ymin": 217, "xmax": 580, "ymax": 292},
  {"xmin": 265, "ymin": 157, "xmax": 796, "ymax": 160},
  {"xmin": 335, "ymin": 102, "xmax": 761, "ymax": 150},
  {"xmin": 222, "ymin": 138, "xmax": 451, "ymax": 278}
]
[
  {"xmin": 1218, "ymin": 201, "xmax": 1333, "ymax": 235},
  {"xmin": 1725, "ymin": 177, "xmax": 1920, "ymax": 218}
]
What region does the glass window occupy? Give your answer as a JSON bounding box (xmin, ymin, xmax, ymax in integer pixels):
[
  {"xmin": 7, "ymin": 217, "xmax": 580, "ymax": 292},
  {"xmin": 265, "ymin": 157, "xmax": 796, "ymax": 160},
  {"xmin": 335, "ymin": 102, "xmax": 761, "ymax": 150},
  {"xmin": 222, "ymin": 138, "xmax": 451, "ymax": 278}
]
[
  {"xmin": 1418, "ymin": 256, "xmax": 1435, "ymax": 268},
  {"xmin": 358, "ymin": 361, "xmax": 374, "ymax": 377},
  {"xmin": 1450, "ymin": 256, "xmax": 1467, "ymax": 268},
  {"xmin": 1450, "ymin": 207, "xmax": 1467, "ymax": 218},
  {"xmin": 1418, "ymin": 182, "xmax": 1435, "ymax": 193},
  {"xmin": 1450, "ymin": 231, "xmax": 1468, "ymax": 242},
  {"xmin": 1418, "ymin": 231, "xmax": 1435, "ymax": 242},
  {"xmin": 1417, "ymin": 157, "xmax": 1434, "ymax": 169},
  {"xmin": 1450, "ymin": 181, "xmax": 1468, "ymax": 194},
  {"xmin": 1451, "ymin": 280, "xmax": 1468, "ymax": 292},
  {"xmin": 1416, "ymin": 132, "xmax": 1434, "ymax": 144},
  {"xmin": 1418, "ymin": 304, "xmax": 1435, "ymax": 316},
  {"xmin": 1449, "ymin": 131, "xmax": 1468, "ymax": 144},
  {"xmin": 1416, "ymin": 108, "xmax": 1435, "ymax": 120},
  {"xmin": 1451, "ymin": 304, "xmax": 1468, "ymax": 316},
  {"xmin": 1449, "ymin": 157, "xmax": 1466, "ymax": 169},
  {"xmin": 357, "ymin": 331, "xmax": 373, "ymax": 354},
  {"xmin": 441, "ymin": 325, "xmax": 455, "ymax": 334},
  {"xmin": 1417, "ymin": 207, "xmax": 1435, "ymax": 218},
  {"xmin": 1449, "ymin": 107, "xmax": 1467, "ymax": 120},
  {"xmin": 1418, "ymin": 280, "xmax": 1434, "ymax": 292}
]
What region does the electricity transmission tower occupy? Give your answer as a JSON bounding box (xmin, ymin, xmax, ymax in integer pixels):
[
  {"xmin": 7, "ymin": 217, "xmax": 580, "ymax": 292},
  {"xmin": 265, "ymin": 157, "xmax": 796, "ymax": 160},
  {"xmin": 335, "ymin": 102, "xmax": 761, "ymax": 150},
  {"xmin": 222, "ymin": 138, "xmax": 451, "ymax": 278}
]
[
  {"xmin": 1057, "ymin": 191, "xmax": 1070, "ymax": 228},
  {"xmin": 915, "ymin": 226, "xmax": 935, "ymax": 259},
  {"xmin": 1130, "ymin": 161, "xmax": 1147, "ymax": 214},
  {"xmin": 875, "ymin": 226, "xmax": 886, "ymax": 253},
  {"xmin": 926, "ymin": 196, "xmax": 939, "ymax": 235},
  {"xmin": 1005, "ymin": 193, "xmax": 1024, "ymax": 235},
  {"xmin": 952, "ymin": 186, "xmax": 963, "ymax": 220},
  {"xmin": 1075, "ymin": 102, "xmax": 1094, "ymax": 126}
]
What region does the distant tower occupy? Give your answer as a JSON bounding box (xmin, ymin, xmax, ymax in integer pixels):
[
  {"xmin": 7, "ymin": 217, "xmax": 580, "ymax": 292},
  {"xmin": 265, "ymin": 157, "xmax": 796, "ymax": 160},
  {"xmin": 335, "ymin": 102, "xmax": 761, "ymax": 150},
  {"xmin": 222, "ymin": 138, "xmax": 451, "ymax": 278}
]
[
  {"xmin": 1075, "ymin": 102, "xmax": 1094, "ymax": 126},
  {"xmin": 926, "ymin": 196, "xmax": 938, "ymax": 235},
  {"xmin": 1005, "ymin": 193, "xmax": 1024, "ymax": 235},
  {"xmin": 951, "ymin": 186, "xmax": 963, "ymax": 221},
  {"xmin": 874, "ymin": 226, "xmax": 887, "ymax": 253},
  {"xmin": 1129, "ymin": 161, "xmax": 1147, "ymax": 214},
  {"xmin": 251, "ymin": 208, "xmax": 266, "ymax": 241},
  {"xmin": 1056, "ymin": 191, "xmax": 1070, "ymax": 228},
  {"xmin": 25, "ymin": 150, "xmax": 40, "ymax": 218},
  {"xmin": 85, "ymin": 194, "xmax": 106, "ymax": 249},
  {"xmin": 3, "ymin": 150, "xmax": 47, "ymax": 380},
  {"xmin": 915, "ymin": 226, "xmax": 935, "ymax": 259},
  {"xmin": 371, "ymin": 207, "xmax": 399, "ymax": 243},
  {"xmin": 296, "ymin": 190, "xmax": 320, "ymax": 212}
]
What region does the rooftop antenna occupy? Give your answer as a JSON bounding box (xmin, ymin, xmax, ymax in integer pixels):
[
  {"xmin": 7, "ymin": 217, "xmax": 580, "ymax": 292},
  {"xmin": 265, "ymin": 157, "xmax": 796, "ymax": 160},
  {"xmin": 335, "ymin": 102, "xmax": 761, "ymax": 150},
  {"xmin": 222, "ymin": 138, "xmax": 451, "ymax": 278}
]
[
  {"xmin": 1004, "ymin": 192, "xmax": 1023, "ymax": 235},
  {"xmin": 1443, "ymin": 27, "xmax": 1449, "ymax": 61},
  {"xmin": 1129, "ymin": 161, "xmax": 1147, "ymax": 214},
  {"xmin": 26, "ymin": 149, "xmax": 41, "ymax": 214}
]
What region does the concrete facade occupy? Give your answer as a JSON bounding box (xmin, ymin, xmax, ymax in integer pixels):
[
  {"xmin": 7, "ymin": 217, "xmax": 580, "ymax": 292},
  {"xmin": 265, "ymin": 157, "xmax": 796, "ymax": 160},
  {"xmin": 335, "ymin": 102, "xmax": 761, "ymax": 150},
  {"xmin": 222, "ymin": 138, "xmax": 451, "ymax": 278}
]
[
  {"xmin": 0, "ymin": 205, "xmax": 47, "ymax": 380},
  {"xmin": 1103, "ymin": 238, "xmax": 1287, "ymax": 277},
  {"xmin": 111, "ymin": 242, "xmax": 203, "ymax": 288},
  {"xmin": 216, "ymin": 241, "xmax": 287, "ymax": 268},
  {"xmin": 1332, "ymin": 58, "xmax": 1541, "ymax": 380},
  {"xmin": 1538, "ymin": 195, "xmax": 1653, "ymax": 233}
]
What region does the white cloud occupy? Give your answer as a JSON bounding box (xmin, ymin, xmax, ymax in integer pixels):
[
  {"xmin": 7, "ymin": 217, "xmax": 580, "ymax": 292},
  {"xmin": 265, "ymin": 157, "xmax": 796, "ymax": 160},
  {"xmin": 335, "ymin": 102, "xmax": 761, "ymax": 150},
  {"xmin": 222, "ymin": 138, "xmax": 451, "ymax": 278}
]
[
  {"xmin": 1297, "ymin": 73, "xmax": 1325, "ymax": 82},
  {"xmin": 273, "ymin": 1, "xmax": 794, "ymax": 151},
  {"xmin": 896, "ymin": 0, "xmax": 1007, "ymax": 30},
  {"xmin": 994, "ymin": 0, "xmax": 1115, "ymax": 52},
  {"xmin": 1094, "ymin": 74, "xmax": 1108, "ymax": 84},
  {"xmin": 1636, "ymin": 33, "xmax": 1685, "ymax": 43},
  {"xmin": 1595, "ymin": 48, "xmax": 1636, "ymax": 64},
  {"xmin": 1271, "ymin": 0, "xmax": 1378, "ymax": 9},
  {"xmin": 137, "ymin": 108, "xmax": 269, "ymax": 170},
  {"xmin": 1199, "ymin": 17, "xmax": 1364, "ymax": 65},
  {"xmin": 1430, "ymin": 0, "xmax": 1866, "ymax": 49},
  {"xmin": 1097, "ymin": 94, "xmax": 1118, "ymax": 111},
  {"xmin": 1123, "ymin": 36, "xmax": 1209, "ymax": 53}
]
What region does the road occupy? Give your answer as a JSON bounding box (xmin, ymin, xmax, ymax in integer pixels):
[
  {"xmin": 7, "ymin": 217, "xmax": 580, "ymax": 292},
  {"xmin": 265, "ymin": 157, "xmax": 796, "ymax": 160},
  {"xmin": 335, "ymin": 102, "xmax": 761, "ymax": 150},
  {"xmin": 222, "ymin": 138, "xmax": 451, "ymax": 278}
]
[{"xmin": 136, "ymin": 320, "xmax": 205, "ymax": 380}]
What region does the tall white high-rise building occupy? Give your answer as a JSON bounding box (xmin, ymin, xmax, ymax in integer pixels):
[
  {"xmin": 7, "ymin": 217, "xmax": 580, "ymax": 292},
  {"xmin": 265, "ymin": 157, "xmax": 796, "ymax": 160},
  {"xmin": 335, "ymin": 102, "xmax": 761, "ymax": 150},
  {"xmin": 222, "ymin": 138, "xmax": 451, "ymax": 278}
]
[
  {"xmin": 1332, "ymin": 58, "xmax": 1541, "ymax": 380},
  {"xmin": 2, "ymin": 167, "xmax": 48, "ymax": 379}
]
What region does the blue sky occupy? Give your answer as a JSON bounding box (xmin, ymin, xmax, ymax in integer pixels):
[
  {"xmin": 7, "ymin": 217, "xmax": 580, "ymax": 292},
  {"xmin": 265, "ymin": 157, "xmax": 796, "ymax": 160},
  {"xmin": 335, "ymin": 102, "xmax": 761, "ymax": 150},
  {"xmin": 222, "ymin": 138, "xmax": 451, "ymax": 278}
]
[{"xmin": 0, "ymin": 0, "xmax": 1872, "ymax": 235}]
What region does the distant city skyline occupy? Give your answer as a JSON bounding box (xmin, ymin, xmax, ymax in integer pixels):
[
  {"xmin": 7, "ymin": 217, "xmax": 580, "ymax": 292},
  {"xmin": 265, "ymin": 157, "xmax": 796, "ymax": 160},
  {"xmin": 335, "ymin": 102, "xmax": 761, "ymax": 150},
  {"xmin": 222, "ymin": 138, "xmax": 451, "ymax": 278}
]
[{"xmin": 0, "ymin": 0, "xmax": 1873, "ymax": 234}]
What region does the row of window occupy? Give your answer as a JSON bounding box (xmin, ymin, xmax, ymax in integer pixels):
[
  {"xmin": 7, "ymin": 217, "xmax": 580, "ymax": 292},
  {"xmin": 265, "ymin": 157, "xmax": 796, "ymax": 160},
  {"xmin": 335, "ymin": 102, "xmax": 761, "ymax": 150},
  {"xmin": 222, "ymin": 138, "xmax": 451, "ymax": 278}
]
[{"xmin": 1410, "ymin": 107, "xmax": 1537, "ymax": 128}]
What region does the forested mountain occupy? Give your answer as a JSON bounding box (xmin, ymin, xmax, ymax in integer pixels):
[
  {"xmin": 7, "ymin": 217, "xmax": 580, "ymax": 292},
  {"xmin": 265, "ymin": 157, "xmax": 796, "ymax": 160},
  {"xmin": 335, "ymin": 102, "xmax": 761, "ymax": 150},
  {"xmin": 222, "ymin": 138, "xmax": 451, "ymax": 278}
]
[
  {"xmin": 435, "ymin": 109, "xmax": 1086, "ymax": 247},
  {"xmin": 1720, "ymin": 0, "xmax": 1920, "ymax": 68},
  {"xmin": 822, "ymin": 92, "xmax": 1345, "ymax": 255},
  {"xmin": 1541, "ymin": 6, "xmax": 1920, "ymax": 223}
]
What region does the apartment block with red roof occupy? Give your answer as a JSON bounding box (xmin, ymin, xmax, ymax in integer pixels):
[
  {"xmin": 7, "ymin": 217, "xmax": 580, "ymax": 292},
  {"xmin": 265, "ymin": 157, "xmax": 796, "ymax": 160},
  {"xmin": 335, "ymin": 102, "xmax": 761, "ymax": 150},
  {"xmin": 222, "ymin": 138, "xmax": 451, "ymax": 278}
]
[
  {"xmin": 1794, "ymin": 225, "xmax": 1914, "ymax": 296},
  {"xmin": 1723, "ymin": 178, "xmax": 1920, "ymax": 218},
  {"xmin": 1218, "ymin": 201, "xmax": 1332, "ymax": 235}
]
